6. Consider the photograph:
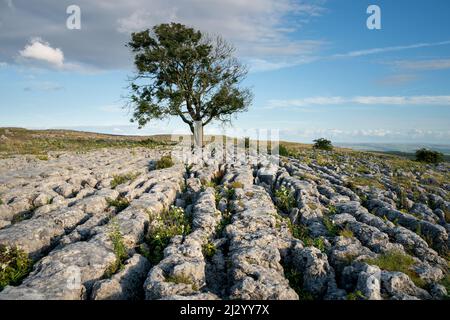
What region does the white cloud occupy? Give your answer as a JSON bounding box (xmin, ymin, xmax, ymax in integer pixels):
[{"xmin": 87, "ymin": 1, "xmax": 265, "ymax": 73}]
[
  {"xmin": 389, "ymin": 59, "xmax": 450, "ymax": 71},
  {"xmin": 19, "ymin": 38, "xmax": 64, "ymax": 68},
  {"xmin": 116, "ymin": 0, "xmax": 327, "ymax": 71},
  {"xmin": 267, "ymin": 95, "xmax": 450, "ymax": 108},
  {"xmin": 99, "ymin": 105, "xmax": 123, "ymax": 113},
  {"xmin": 376, "ymin": 74, "xmax": 418, "ymax": 86},
  {"xmin": 0, "ymin": 62, "xmax": 7, "ymax": 68},
  {"xmin": 23, "ymin": 81, "xmax": 64, "ymax": 92},
  {"xmin": 333, "ymin": 40, "xmax": 450, "ymax": 58},
  {"xmin": 4, "ymin": 0, "xmax": 14, "ymax": 9}
]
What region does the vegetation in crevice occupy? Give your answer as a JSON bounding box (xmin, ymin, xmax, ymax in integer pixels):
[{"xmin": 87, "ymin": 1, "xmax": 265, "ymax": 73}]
[
  {"xmin": 274, "ymin": 186, "xmax": 296, "ymax": 213},
  {"xmin": 145, "ymin": 206, "xmax": 191, "ymax": 265},
  {"xmin": 107, "ymin": 197, "xmax": 130, "ymax": 213},
  {"xmin": 110, "ymin": 172, "xmax": 140, "ymax": 189},
  {"xmin": 104, "ymin": 219, "xmax": 128, "ymax": 278},
  {"xmin": 155, "ymin": 155, "xmax": 174, "ymax": 170},
  {"xmin": 0, "ymin": 245, "xmax": 32, "ymax": 290},
  {"xmin": 365, "ymin": 250, "xmax": 425, "ymax": 288}
]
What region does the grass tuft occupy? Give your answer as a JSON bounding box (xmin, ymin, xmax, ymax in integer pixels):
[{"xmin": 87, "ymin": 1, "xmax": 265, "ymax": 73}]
[
  {"xmin": 0, "ymin": 245, "xmax": 32, "ymax": 290},
  {"xmin": 202, "ymin": 242, "xmax": 217, "ymax": 259},
  {"xmin": 104, "ymin": 219, "xmax": 128, "ymax": 278},
  {"xmin": 107, "ymin": 197, "xmax": 130, "ymax": 213},
  {"xmin": 274, "ymin": 186, "xmax": 295, "ymax": 213},
  {"xmin": 365, "ymin": 250, "xmax": 425, "ymax": 288},
  {"xmin": 110, "ymin": 172, "xmax": 140, "ymax": 189},
  {"xmin": 155, "ymin": 155, "xmax": 174, "ymax": 169},
  {"xmin": 145, "ymin": 206, "xmax": 191, "ymax": 264}
]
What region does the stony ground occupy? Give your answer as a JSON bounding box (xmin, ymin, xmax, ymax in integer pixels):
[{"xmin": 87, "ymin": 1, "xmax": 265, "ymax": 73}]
[{"xmin": 0, "ymin": 145, "xmax": 448, "ymax": 300}]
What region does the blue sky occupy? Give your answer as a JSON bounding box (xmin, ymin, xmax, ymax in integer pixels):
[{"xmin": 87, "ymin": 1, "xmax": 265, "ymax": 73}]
[{"xmin": 1, "ymin": 0, "xmax": 450, "ymax": 143}]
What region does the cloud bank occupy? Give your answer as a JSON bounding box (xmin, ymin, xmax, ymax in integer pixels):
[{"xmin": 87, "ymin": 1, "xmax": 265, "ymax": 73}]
[{"xmin": 268, "ymin": 95, "xmax": 450, "ymax": 108}]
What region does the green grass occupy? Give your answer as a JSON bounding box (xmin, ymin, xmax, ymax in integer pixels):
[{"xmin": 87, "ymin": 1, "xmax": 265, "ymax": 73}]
[
  {"xmin": 279, "ymin": 144, "xmax": 295, "ymax": 157},
  {"xmin": 145, "ymin": 206, "xmax": 191, "ymax": 264},
  {"xmin": 284, "ymin": 268, "xmax": 313, "ymax": 300},
  {"xmin": 439, "ymin": 274, "xmax": 450, "ymax": 299},
  {"xmin": 166, "ymin": 274, "xmax": 199, "ymax": 291},
  {"xmin": 274, "ymin": 186, "xmax": 296, "ymax": 213},
  {"xmin": 215, "ymin": 211, "xmax": 232, "ymax": 235},
  {"xmin": 106, "ymin": 197, "xmax": 130, "ymax": 213},
  {"xmin": 323, "ymin": 216, "xmax": 339, "ymax": 236},
  {"xmin": 0, "ymin": 245, "xmax": 32, "ymax": 290},
  {"xmin": 0, "ymin": 128, "xmax": 170, "ymax": 157},
  {"xmin": 347, "ymin": 176, "xmax": 385, "ymax": 191},
  {"xmin": 155, "ymin": 155, "xmax": 174, "ymax": 169},
  {"xmin": 365, "ymin": 250, "xmax": 425, "ymax": 288},
  {"xmin": 36, "ymin": 154, "xmax": 49, "ymax": 161},
  {"xmin": 287, "ymin": 221, "xmax": 326, "ymax": 251},
  {"xmin": 229, "ymin": 181, "xmax": 244, "ymax": 189},
  {"xmin": 104, "ymin": 220, "xmax": 128, "ymax": 278},
  {"xmin": 346, "ymin": 290, "xmax": 366, "ymax": 300},
  {"xmin": 202, "ymin": 242, "xmax": 217, "ymax": 259},
  {"xmin": 339, "ymin": 228, "xmax": 354, "ymax": 238},
  {"xmin": 110, "ymin": 172, "xmax": 140, "ymax": 189}
]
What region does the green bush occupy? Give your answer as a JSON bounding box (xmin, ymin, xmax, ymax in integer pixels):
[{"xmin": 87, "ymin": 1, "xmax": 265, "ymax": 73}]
[
  {"xmin": 202, "ymin": 242, "xmax": 217, "ymax": 259},
  {"xmin": 105, "ymin": 220, "xmax": 128, "ymax": 277},
  {"xmin": 107, "ymin": 197, "xmax": 130, "ymax": 213},
  {"xmin": 110, "ymin": 172, "xmax": 140, "ymax": 189},
  {"xmin": 156, "ymin": 155, "xmax": 174, "ymax": 169},
  {"xmin": 339, "ymin": 228, "xmax": 354, "ymax": 238},
  {"xmin": 415, "ymin": 148, "xmax": 444, "ymax": 164},
  {"xmin": 274, "ymin": 186, "xmax": 296, "ymax": 213},
  {"xmin": 313, "ymin": 138, "xmax": 333, "ymax": 151},
  {"xmin": 284, "ymin": 268, "xmax": 313, "ymax": 300},
  {"xmin": 278, "ymin": 144, "xmax": 293, "ymax": 157},
  {"xmin": 146, "ymin": 206, "xmax": 191, "ymax": 264},
  {"xmin": 0, "ymin": 245, "xmax": 32, "ymax": 290},
  {"xmin": 323, "ymin": 216, "xmax": 339, "ymax": 236},
  {"xmin": 365, "ymin": 250, "xmax": 425, "ymax": 288},
  {"xmin": 346, "ymin": 290, "xmax": 366, "ymax": 300}
]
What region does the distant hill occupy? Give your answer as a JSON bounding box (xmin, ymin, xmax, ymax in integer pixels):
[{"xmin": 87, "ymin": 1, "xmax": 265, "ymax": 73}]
[{"xmin": 336, "ymin": 142, "xmax": 450, "ymax": 155}]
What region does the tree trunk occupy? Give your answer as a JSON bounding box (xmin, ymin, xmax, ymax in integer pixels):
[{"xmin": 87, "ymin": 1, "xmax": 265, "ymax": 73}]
[{"xmin": 193, "ymin": 121, "xmax": 203, "ymax": 148}]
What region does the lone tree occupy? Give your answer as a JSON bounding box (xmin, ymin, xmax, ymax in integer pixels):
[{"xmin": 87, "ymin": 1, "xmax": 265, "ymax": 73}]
[
  {"xmin": 415, "ymin": 148, "xmax": 444, "ymax": 164},
  {"xmin": 313, "ymin": 138, "xmax": 333, "ymax": 151},
  {"xmin": 126, "ymin": 23, "xmax": 252, "ymax": 145}
]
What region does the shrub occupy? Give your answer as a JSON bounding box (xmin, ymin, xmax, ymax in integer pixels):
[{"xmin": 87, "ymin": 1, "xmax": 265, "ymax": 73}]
[
  {"xmin": 346, "ymin": 290, "xmax": 366, "ymax": 300},
  {"xmin": 107, "ymin": 197, "xmax": 130, "ymax": 213},
  {"xmin": 202, "ymin": 242, "xmax": 217, "ymax": 259},
  {"xmin": 166, "ymin": 274, "xmax": 198, "ymax": 291},
  {"xmin": 278, "ymin": 144, "xmax": 293, "ymax": 157},
  {"xmin": 284, "ymin": 268, "xmax": 313, "ymax": 300},
  {"xmin": 110, "ymin": 172, "xmax": 140, "ymax": 189},
  {"xmin": 0, "ymin": 245, "xmax": 32, "ymax": 290},
  {"xmin": 105, "ymin": 220, "xmax": 128, "ymax": 277},
  {"xmin": 146, "ymin": 206, "xmax": 191, "ymax": 264},
  {"xmin": 229, "ymin": 181, "xmax": 244, "ymax": 189},
  {"xmin": 244, "ymin": 137, "xmax": 250, "ymax": 149},
  {"xmin": 323, "ymin": 216, "xmax": 339, "ymax": 236},
  {"xmin": 0, "ymin": 199, "xmax": 3, "ymax": 205},
  {"xmin": 415, "ymin": 148, "xmax": 444, "ymax": 164},
  {"xmin": 216, "ymin": 211, "xmax": 232, "ymax": 235},
  {"xmin": 339, "ymin": 228, "xmax": 354, "ymax": 238},
  {"xmin": 156, "ymin": 155, "xmax": 174, "ymax": 169},
  {"xmin": 313, "ymin": 138, "xmax": 333, "ymax": 151},
  {"xmin": 36, "ymin": 154, "xmax": 49, "ymax": 161},
  {"xmin": 365, "ymin": 250, "xmax": 425, "ymax": 288},
  {"xmin": 274, "ymin": 186, "xmax": 296, "ymax": 213}
]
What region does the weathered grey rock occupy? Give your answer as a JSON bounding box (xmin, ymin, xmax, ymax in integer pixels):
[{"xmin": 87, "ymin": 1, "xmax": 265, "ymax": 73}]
[
  {"xmin": 380, "ymin": 271, "xmax": 431, "ymax": 300},
  {"xmin": 91, "ymin": 254, "xmax": 151, "ymax": 300}
]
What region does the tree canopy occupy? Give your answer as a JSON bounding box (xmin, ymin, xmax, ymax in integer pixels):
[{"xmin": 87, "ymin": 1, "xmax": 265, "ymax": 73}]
[{"xmin": 126, "ymin": 23, "xmax": 252, "ymax": 135}]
